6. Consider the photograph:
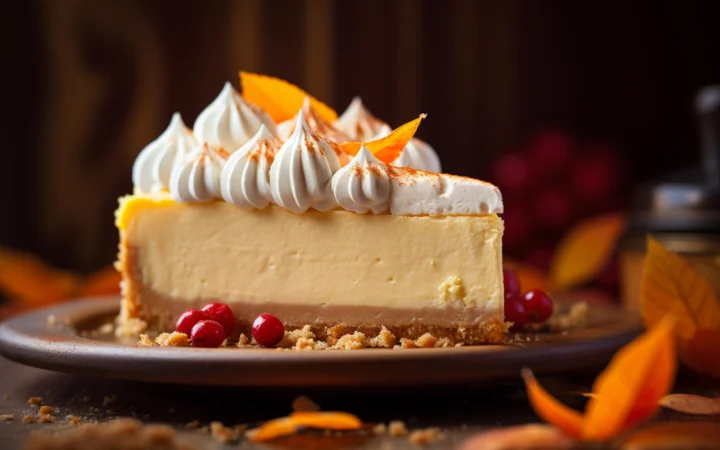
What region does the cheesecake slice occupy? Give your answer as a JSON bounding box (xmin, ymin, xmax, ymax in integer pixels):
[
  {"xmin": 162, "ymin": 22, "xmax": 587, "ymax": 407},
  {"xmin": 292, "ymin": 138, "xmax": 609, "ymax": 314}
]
[{"xmin": 117, "ymin": 79, "xmax": 506, "ymax": 346}]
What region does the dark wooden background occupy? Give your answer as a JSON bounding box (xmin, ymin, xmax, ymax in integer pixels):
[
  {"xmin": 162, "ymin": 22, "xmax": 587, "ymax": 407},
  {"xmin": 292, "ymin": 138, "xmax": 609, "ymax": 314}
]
[{"xmin": 2, "ymin": 0, "xmax": 720, "ymax": 272}]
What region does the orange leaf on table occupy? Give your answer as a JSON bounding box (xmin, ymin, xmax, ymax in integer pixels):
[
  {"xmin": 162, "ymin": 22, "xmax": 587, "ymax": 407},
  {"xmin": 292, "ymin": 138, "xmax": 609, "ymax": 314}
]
[
  {"xmin": 658, "ymin": 394, "xmax": 720, "ymax": 415},
  {"xmin": 340, "ymin": 114, "xmax": 426, "ymax": 162},
  {"xmin": 521, "ymin": 368, "xmax": 584, "ymax": 439},
  {"xmin": 550, "ymin": 213, "xmax": 625, "ymax": 291},
  {"xmin": 239, "ymin": 71, "xmax": 337, "ymax": 124},
  {"xmin": 0, "ymin": 248, "xmax": 80, "ymax": 307},
  {"xmin": 641, "ymin": 236, "xmax": 720, "ymax": 376},
  {"xmin": 582, "ymin": 316, "xmax": 676, "ymax": 441},
  {"xmin": 289, "ymin": 411, "xmax": 363, "ymax": 430},
  {"xmin": 248, "ymin": 417, "xmax": 297, "ymax": 442}
]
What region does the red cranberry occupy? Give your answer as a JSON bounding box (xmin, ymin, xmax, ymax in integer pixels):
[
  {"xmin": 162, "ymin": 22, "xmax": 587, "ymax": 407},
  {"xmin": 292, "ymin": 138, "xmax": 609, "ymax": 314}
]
[
  {"xmin": 201, "ymin": 303, "xmax": 236, "ymax": 335},
  {"xmin": 504, "ymin": 295, "xmax": 527, "ymax": 330},
  {"xmin": 175, "ymin": 309, "xmax": 209, "ymax": 335},
  {"xmin": 190, "ymin": 320, "xmax": 226, "ymax": 348},
  {"xmin": 503, "ymin": 268, "xmax": 521, "ymax": 298},
  {"xmin": 522, "ymin": 289, "xmax": 554, "ymax": 323},
  {"xmin": 252, "ymin": 313, "xmax": 285, "ymax": 347}
]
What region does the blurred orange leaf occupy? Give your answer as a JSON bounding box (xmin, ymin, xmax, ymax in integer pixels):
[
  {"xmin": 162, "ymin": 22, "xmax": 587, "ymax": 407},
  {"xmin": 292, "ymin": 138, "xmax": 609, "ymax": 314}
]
[
  {"xmin": 249, "ymin": 412, "xmax": 363, "ymax": 442},
  {"xmin": 583, "ymin": 316, "xmax": 676, "ymax": 441},
  {"xmin": 460, "ymin": 424, "xmax": 575, "ymax": 450},
  {"xmin": 523, "ymin": 317, "xmax": 676, "ymax": 442},
  {"xmin": 239, "ymin": 72, "xmax": 337, "ymax": 124},
  {"xmin": 641, "ymin": 236, "xmax": 720, "ymax": 377},
  {"xmin": 620, "ymin": 422, "xmax": 720, "ymax": 449},
  {"xmin": 340, "ymin": 114, "xmax": 426, "ymax": 162},
  {"xmin": 521, "ymin": 368, "xmax": 583, "ymax": 439},
  {"xmin": 0, "ymin": 248, "xmax": 80, "ymax": 307},
  {"xmin": 0, "ymin": 248, "xmax": 120, "ymax": 314},
  {"xmin": 550, "ymin": 214, "xmax": 625, "ymax": 291},
  {"xmin": 504, "ymin": 258, "xmax": 550, "ymax": 292},
  {"xmin": 658, "ymin": 394, "xmax": 720, "ymax": 415}
]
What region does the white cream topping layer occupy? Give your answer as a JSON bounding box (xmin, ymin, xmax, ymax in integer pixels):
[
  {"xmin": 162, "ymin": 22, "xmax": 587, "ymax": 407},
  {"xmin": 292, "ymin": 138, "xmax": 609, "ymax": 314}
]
[
  {"xmin": 331, "ymin": 146, "xmax": 390, "ymax": 214},
  {"xmin": 220, "ymin": 125, "xmax": 281, "ymax": 210},
  {"xmin": 193, "ymin": 82, "xmax": 277, "ymax": 151},
  {"xmin": 169, "ymin": 143, "xmax": 227, "ymax": 203},
  {"xmin": 269, "ymin": 111, "xmax": 346, "ymax": 213},
  {"xmin": 334, "ymin": 97, "xmax": 387, "ymax": 142},
  {"xmin": 132, "ymin": 113, "xmax": 198, "ymax": 194},
  {"xmin": 131, "ymin": 87, "xmax": 502, "ymax": 216}
]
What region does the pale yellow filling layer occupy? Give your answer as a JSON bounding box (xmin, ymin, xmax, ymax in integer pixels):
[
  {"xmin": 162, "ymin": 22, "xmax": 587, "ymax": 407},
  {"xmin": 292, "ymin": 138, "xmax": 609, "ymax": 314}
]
[{"xmin": 119, "ymin": 195, "xmax": 504, "ymax": 327}]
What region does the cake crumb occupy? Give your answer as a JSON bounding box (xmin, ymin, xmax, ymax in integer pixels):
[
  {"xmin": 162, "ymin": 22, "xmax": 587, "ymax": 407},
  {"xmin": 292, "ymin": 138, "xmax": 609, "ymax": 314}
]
[
  {"xmin": 24, "ymin": 415, "xmax": 35, "ymax": 423},
  {"xmin": 116, "ymin": 317, "xmax": 148, "ymax": 337},
  {"xmin": 389, "ymin": 420, "xmax": 408, "ymax": 437},
  {"xmin": 294, "ymin": 337, "xmax": 317, "ymax": 350},
  {"xmin": 236, "ymin": 333, "xmax": 250, "ymax": 347},
  {"xmin": 210, "ymin": 421, "xmax": 240, "ymax": 443},
  {"xmin": 548, "ymin": 301, "xmax": 588, "ymax": 332},
  {"xmin": 415, "ymin": 333, "xmax": 438, "ymax": 348},
  {"xmin": 368, "ymin": 327, "xmax": 396, "ymax": 348},
  {"xmin": 292, "ymin": 395, "xmax": 320, "ymax": 412},
  {"xmin": 334, "ymin": 331, "xmax": 368, "ymax": 350},
  {"xmin": 103, "ymin": 395, "xmax": 117, "ymax": 407},
  {"xmin": 25, "ymin": 418, "xmax": 191, "ymax": 450},
  {"xmin": 47, "ymin": 315, "xmax": 56, "ymax": 326},
  {"xmin": 155, "ymin": 332, "xmax": 189, "ymax": 347},
  {"xmin": 137, "ymin": 334, "xmax": 154, "ymax": 346},
  {"xmin": 185, "ymin": 420, "xmax": 200, "ymax": 429},
  {"xmin": 65, "ymin": 415, "xmax": 80, "ymax": 426},
  {"xmin": 39, "ymin": 406, "xmax": 55, "ymax": 415},
  {"xmin": 373, "ymin": 423, "xmax": 387, "ymax": 435},
  {"xmin": 38, "ymin": 414, "xmax": 55, "ymax": 423},
  {"xmin": 0, "ymin": 414, "xmax": 13, "ymax": 421},
  {"xmin": 28, "ymin": 397, "xmax": 43, "ymax": 406},
  {"xmin": 409, "ymin": 427, "xmax": 445, "ymax": 445},
  {"xmin": 281, "ymin": 325, "xmax": 315, "ymax": 347}
]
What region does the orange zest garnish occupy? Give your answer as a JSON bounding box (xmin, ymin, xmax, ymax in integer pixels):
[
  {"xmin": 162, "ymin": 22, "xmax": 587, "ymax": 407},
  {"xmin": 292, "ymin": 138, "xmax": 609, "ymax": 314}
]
[
  {"xmin": 289, "ymin": 411, "xmax": 363, "ymax": 430},
  {"xmin": 582, "ymin": 316, "xmax": 676, "ymax": 440},
  {"xmin": 249, "ymin": 411, "xmax": 363, "ymax": 442},
  {"xmin": 521, "ymin": 368, "xmax": 584, "ymax": 439},
  {"xmin": 340, "ymin": 114, "xmax": 426, "ymax": 163},
  {"xmin": 239, "ymin": 72, "xmax": 337, "ymax": 124}
]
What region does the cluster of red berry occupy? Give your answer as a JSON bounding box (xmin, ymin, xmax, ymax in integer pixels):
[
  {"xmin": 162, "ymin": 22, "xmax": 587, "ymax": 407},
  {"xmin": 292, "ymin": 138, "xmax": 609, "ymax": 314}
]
[
  {"xmin": 492, "ymin": 130, "xmax": 624, "ymax": 272},
  {"xmin": 175, "ymin": 303, "xmax": 284, "ymax": 348},
  {"xmin": 503, "ymin": 268, "xmax": 553, "ymax": 330}
]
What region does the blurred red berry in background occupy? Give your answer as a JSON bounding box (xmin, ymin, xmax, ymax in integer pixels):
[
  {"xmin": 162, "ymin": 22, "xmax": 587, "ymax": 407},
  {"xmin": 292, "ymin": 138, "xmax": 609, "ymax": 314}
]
[
  {"xmin": 527, "ymin": 130, "xmax": 573, "ymax": 178},
  {"xmin": 492, "ymin": 153, "xmax": 532, "ymax": 193},
  {"xmin": 534, "ymin": 188, "xmax": 573, "ymax": 231}
]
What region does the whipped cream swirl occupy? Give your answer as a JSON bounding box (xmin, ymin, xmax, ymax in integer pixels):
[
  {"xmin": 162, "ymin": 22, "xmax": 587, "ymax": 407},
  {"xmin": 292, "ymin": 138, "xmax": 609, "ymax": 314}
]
[
  {"xmin": 220, "ymin": 125, "xmax": 282, "ymax": 210},
  {"xmin": 375, "ymin": 124, "xmax": 442, "ymax": 173},
  {"xmin": 277, "ymin": 97, "xmax": 350, "ymax": 143},
  {"xmin": 270, "ymin": 110, "xmax": 347, "ymax": 213},
  {"xmin": 132, "ymin": 113, "xmax": 198, "ymax": 194},
  {"xmin": 169, "ymin": 143, "xmax": 228, "ymax": 203},
  {"xmin": 331, "ymin": 146, "xmax": 390, "ymax": 214},
  {"xmin": 193, "ymin": 82, "xmax": 277, "ymax": 151},
  {"xmin": 334, "ymin": 97, "xmax": 388, "ymax": 142}
]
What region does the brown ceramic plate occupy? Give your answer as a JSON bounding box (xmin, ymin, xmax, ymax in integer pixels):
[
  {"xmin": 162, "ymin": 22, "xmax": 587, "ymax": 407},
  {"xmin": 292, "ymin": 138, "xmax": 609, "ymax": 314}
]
[{"xmin": 0, "ymin": 297, "xmax": 641, "ymax": 387}]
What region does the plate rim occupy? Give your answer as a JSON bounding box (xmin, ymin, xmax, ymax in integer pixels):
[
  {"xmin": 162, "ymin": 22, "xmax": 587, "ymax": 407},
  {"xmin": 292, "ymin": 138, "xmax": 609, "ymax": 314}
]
[{"xmin": 0, "ymin": 297, "xmax": 642, "ymax": 386}]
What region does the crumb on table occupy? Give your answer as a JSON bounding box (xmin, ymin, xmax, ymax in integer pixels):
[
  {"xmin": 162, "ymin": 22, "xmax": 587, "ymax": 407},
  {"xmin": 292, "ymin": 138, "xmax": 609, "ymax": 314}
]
[
  {"xmin": 389, "ymin": 420, "xmax": 408, "ymax": 437},
  {"xmin": 39, "ymin": 406, "xmax": 55, "ymax": 415},
  {"xmin": 409, "ymin": 427, "xmax": 445, "ymax": 445},
  {"xmin": 28, "ymin": 397, "xmax": 42, "ymax": 406},
  {"xmin": 0, "ymin": 414, "xmax": 13, "ymax": 421}
]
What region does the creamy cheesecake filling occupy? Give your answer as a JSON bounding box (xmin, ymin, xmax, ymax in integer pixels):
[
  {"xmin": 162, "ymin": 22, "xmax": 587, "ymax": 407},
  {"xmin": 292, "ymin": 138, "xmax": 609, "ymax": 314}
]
[{"xmin": 117, "ymin": 196, "xmax": 503, "ymax": 330}]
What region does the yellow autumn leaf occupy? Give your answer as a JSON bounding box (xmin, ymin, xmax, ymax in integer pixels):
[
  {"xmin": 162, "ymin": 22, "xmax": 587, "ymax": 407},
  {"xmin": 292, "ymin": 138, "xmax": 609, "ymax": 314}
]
[
  {"xmin": 340, "ymin": 114, "xmax": 426, "ymax": 162},
  {"xmin": 0, "ymin": 248, "xmax": 80, "ymax": 306},
  {"xmin": 504, "ymin": 258, "xmax": 551, "ymax": 292},
  {"xmin": 239, "ymin": 71, "xmax": 337, "ymax": 124},
  {"xmin": 550, "ymin": 214, "xmax": 626, "ymax": 291},
  {"xmin": 641, "ymin": 236, "xmax": 720, "ymax": 340}
]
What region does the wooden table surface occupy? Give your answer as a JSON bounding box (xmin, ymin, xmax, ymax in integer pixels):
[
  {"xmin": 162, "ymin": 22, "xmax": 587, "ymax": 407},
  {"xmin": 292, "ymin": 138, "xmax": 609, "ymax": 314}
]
[{"xmin": 1, "ymin": 355, "xmax": 717, "ymax": 449}]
